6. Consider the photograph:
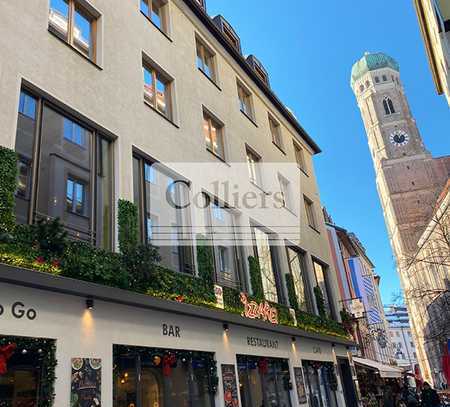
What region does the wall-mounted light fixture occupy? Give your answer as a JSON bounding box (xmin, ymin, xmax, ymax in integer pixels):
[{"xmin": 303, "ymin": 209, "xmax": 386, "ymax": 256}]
[
  {"xmin": 86, "ymin": 297, "xmax": 94, "ymax": 310},
  {"xmin": 291, "ymin": 336, "xmax": 296, "ymax": 343},
  {"xmin": 223, "ymin": 323, "xmax": 229, "ymax": 332}
]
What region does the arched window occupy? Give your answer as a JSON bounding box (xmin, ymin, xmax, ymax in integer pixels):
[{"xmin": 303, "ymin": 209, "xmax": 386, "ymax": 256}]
[
  {"xmin": 365, "ymin": 80, "xmax": 370, "ymax": 88},
  {"xmin": 359, "ymin": 84, "xmax": 364, "ymax": 92},
  {"xmin": 383, "ymin": 97, "xmax": 395, "ymax": 115}
]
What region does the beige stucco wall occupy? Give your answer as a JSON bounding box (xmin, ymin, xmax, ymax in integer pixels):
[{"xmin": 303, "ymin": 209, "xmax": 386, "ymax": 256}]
[{"xmin": 0, "ymin": 1, "xmax": 341, "ymax": 318}]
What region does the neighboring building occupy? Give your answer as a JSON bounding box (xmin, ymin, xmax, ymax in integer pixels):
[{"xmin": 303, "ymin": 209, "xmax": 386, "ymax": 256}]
[
  {"xmin": 384, "ymin": 305, "xmax": 418, "ymax": 370},
  {"xmin": 351, "ymin": 51, "xmax": 450, "ymax": 384},
  {"xmin": 0, "ymin": 1, "xmax": 357, "ymax": 407},
  {"xmin": 325, "ymin": 215, "xmax": 395, "ymax": 366},
  {"xmin": 404, "ymin": 181, "xmax": 450, "ymax": 386},
  {"xmin": 413, "ymin": 0, "xmax": 450, "ymax": 105}
]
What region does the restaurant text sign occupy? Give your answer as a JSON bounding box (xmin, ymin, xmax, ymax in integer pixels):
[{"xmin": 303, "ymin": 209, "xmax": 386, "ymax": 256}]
[{"xmin": 240, "ymin": 293, "xmax": 278, "ymax": 324}]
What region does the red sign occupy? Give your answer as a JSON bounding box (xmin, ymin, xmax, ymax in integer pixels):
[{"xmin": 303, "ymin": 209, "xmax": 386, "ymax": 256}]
[{"xmin": 240, "ymin": 293, "xmax": 278, "ymax": 324}]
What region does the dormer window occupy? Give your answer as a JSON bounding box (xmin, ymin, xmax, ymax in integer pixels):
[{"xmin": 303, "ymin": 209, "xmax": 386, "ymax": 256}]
[
  {"xmin": 193, "ymin": 0, "xmax": 206, "ymax": 11},
  {"xmin": 247, "ymin": 55, "xmax": 270, "ymax": 87},
  {"xmin": 212, "ymin": 15, "xmax": 242, "ymax": 54}
]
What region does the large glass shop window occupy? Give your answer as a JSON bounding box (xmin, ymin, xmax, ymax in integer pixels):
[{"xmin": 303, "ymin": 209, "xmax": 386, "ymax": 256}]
[
  {"xmin": 302, "ymin": 361, "xmax": 338, "ymax": 407},
  {"xmin": 0, "ymin": 335, "xmax": 56, "ymax": 407},
  {"xmin": 14, "ymin": 90, "xmax": 113, "ymax": 248},
  {"xmin": 237, "ymin": 355, "xmax": 292, "ymax": 407},
  {"xmin": 113, "ymin": 345, "xmax": 216, "ymax": 407}
]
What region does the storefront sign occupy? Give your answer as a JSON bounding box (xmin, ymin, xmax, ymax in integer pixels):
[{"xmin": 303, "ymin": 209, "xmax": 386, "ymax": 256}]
[
  {"xmin": 221, "ymin": 364, "xmax": 239, "ymax": 407},
  {"xmin": 240, "ymin": 293, "xmax": 278, "ymax": 324},
  {"xmin": 313, "ymin": 346, "xmax": 322, "ymax": 354},
  {"xmin": 349, "ymin": 298, "xmax": 365, "ymax": 318},
  {"xmin": 0, "ymin": 301, "xmax": 37, "ymax": 320},
  {"xmin": 71, "ymin": 358, "xmax": 101, "ymax": 406},
  {"xmin": 162, "ymin": 324, "xmax": 181, "ymax": 338},
  {"xmin": 247, "ymin": 336, "xmax": 279, "ymax": 349},
  {"xmin": 215, "ymin": 285, "xmax": 224, "ymax": 309},
  {"xmin": 294, "ymin": 367, "xmax": 308, "ymax": 404}
]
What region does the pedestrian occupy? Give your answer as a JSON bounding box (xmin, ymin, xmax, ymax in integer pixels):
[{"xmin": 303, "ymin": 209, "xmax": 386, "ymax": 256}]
[
  {"xmin": 383, "ymin": 384, "xmax": 395, "ymax": 407},
  {"xmin": 420, "ymin": 382, "xmax": 441, "ymax": 407}
]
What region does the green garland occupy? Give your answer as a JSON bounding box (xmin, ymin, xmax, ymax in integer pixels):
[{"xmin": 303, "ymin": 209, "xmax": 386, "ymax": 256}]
[
  {"xmin": 314, "ymin": 286, "xmax": 327, "ymax": 318},
  {"xmin": 117, "ymin": 199, "xmax": 139, "ymax": 254},
  {"xmin": 285, "ymin": 273, "xmax": 299, "ymax": 311},
  {"xmin": 0, "ymin": 335, "xmax": 57, "ymax": 407},
  {"xmin": 0, "ymin": 147, "xmax": 18, "ymax": 233},
  {"xmin": 248, "ymin": 256, "xmax": 264, "ymax": 300}
]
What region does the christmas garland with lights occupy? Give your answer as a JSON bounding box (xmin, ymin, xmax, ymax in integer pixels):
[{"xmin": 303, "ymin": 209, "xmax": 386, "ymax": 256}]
[
  {"xmin": 0, "ymin": 335, "xmax": 57, "ymax": 407},
  {"xmin": 114, "ymin": 344, "xmax": 218, "ymax": 394}
]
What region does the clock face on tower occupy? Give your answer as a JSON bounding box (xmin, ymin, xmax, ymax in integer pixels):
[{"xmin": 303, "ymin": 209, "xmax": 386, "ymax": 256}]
[{"xmin": 389, "ymin": 130, "xmax": 410, "ymax": 146}]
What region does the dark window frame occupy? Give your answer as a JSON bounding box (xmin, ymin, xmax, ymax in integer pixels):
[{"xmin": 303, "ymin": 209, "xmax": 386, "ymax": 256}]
[{"xmin": 14, "ymin": 86, "xmax": 115, "ymax": 249}]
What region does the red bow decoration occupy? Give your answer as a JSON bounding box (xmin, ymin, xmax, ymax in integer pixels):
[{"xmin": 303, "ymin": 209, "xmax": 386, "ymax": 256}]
[
  {"xmin": 162, "ymin": 353, "xmax": 177, "ymax": 377},
  {"xmin": 258, "ymin": 358, "xmax": 269, "ymax": 375},
  {"xmin": 0, "ymin": 343, "xmax": 17, "ymax": 375}
]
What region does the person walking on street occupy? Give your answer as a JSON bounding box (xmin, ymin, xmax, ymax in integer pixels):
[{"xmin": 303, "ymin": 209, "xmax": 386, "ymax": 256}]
[{"xmin": 421, "ymin": 382, "xmax": 441, "ymax": 407}]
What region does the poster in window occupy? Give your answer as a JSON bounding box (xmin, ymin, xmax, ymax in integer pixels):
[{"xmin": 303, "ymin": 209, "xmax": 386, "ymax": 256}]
[
  {"xmin": 221, "ymin": 364, "xmax": 239, "ymax": 407},
  {"xmin": 71, "ymin": 358, "xmax": 101, "ymax": 407},
  {"xmin": 294, "ymin": 367, "xmax": 307, "ymax": 404}
]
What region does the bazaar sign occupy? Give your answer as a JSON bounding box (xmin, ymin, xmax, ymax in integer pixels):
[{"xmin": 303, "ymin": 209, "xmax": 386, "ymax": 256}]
[{"xmin": 240, "ymin": 293, "xmax": 278, "ymax": 324}]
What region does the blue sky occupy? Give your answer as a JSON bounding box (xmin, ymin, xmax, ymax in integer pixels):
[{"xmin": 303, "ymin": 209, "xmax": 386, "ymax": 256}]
[{"xmin": 207, "ymin": 0, "xmax": 450, "ymax": 303}]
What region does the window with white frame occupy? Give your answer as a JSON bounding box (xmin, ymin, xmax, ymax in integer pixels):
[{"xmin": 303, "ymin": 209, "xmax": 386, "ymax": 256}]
[
  {"xmin": 237, "ymin": 81, "xmax": 254, "ymax": 119},
  {"xmin": 269, "ymin": 115, "xmax": 283, "ymax": 150},
  {"xmin": 196, "ymin": 37, "xmax": 216, "ymax": 82},
  {"xmin": 304, "ymin": 195, "xmax": 317, "ymax": 229},
  {"xmin": 246, "ymin": 147, "xmax": 262, "ymax": 187},
  {"xmin": 203, "ymin": 109, "xmax": 225, "ymax": 160},
  {"xmin": 143, "ymin": 59, "xmax": 173, "ymax": 119},
  {"xmin": 278, "ymin": 174, "xmax": 292, "ymax": 210},
  {"xmin": 140, "ymin": 0, "xmax": 168, "ymax": 33},
  {"xmin": 293, "ymin": 142, "xmax": 307, "ymax": 172}
]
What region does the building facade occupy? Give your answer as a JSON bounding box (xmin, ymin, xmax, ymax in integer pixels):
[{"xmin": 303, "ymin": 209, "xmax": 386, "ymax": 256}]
[
  {"xmin": 0, "ymin": 1, "xmax": 359, "ymax": 406},
  {"xmin": 350, "ymin": 51, "xmax": 450, "ymax": 385},
  {"xmin": 325, "ymin": 219, "xmax": 395, "ymax": 366},
  {"xmin": 413, "ymin": 0, "xmax": 450, "ymax": 105},
  {"xmin": 384, "ymin": 305, "xmax": 418, "ymax": 370}
]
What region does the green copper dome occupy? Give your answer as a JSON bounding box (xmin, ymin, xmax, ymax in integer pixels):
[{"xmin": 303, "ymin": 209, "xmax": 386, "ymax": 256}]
[{"xmin": 351, "ymin": 52, "xmax": 400, "ymax": 86}]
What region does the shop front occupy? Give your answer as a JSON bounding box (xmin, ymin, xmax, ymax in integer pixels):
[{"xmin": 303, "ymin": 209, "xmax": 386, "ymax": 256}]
[{"xmin": 0, "ymin": 266, "xmax": 355, "ymax": 407}]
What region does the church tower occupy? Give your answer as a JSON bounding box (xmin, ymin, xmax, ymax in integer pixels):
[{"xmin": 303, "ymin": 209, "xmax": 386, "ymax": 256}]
[{"xmin": 350, "ymin": 52, "xmax": 449, "ymax": 265}]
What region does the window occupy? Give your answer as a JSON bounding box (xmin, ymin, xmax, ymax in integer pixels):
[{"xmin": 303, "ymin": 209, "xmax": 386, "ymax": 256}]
[
  {"xmin": 19, "ymin": 92, "xmax": 37, "ymax": 120},
  {"xmin": 269, "ymin": 115, "xmax": 283, "ymax": 150},
  {"xmin": 64, "ymin": 117, "xmax": 86, "ymax": 146},
  {"xmin": 66, "ymin": 178, "xmax": 86, "ymax": 215},
  {"xmin": 359, "ymin": 84, "xmax": 364, "ymax": 92},
  {"xmin": 365, "ymin": 80, "xmax": 370, "ymax": 88},
  {"xmin": 375, "ymin": 76, "xmax": 380, "ymax": 83},
  {"xmin": 253, "ymin": 227, "xmax": 281, "ymax": 303},
  {"xmin": 382, "ymin": 75, "xmax": 387, "ymax": 81},
  {"xmin": 237, "ymin": 81, "xmax": 254, "ymax": 120},
  {"xmin": 196, "ymin": 38, "xmax": 216, "ymax": 82},
  {"xmin": 143, "ymin": 60, "xmax": 172, "ymax": 119},
  {"xmin": 246, "ymin": 147, "xmax": 262, "ymax": 186},
  {"xmin": 383, "ymin": 97, "xmax": 395, "ymax": 115},
  {"xmin": 114, "ymin": 346, "xmax": 215, "ymax": 407},
  {"xmin": 313, "ymin": 260, "xmax": 333, "ymax": 317},
  {"xmin": 203, "ymin": 110, "xmax": 225, "ymax": 160},
  {"xmin": 133, "ymin": 156, "xmax": 194, "ymax": 274},
  {"xmin": 304, "ymin": 196, "xmax": 317, "ymax": 230},
  {"xmin": 286, "ymin": 247, "xmax": 310, "ymax": 312},
  {"xmin": 204, "ymin": 197, "xmax": 241, "ymax": 289},
  {"xmin": 49, "ymin": 0, "xmax": 97, "ymax": 61},
  {"xmin": 294, "ymin": 142, "xmax": 307, "ymax": 172},
  {"xmin": 140, "ymin": 0, "xmax": 168, "ymax": 32},
  {"xmin": 278, "ymin": 174, "xmax": 291, "ymax": 210},
  {"xmin": 13, "ymin": 90, "xmax": 113, "ymax": 248},
  {"xmin": 223, "ymin": 25, "xmax": 240, "ymax": 52}
]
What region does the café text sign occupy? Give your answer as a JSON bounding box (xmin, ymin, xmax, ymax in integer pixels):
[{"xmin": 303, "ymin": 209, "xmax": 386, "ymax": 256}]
[{"xmin": 240, "ymin": 293, "xmax": 278, "ymax": 324}]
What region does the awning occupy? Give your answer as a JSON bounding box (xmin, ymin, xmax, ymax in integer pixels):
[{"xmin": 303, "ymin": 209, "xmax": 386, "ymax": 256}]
[{"xmin": 353, "ymin": 357, "xmax": 404, "ymax": 378}]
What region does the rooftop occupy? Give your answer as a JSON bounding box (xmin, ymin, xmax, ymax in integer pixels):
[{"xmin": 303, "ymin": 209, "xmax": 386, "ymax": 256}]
[{"xmin": 351, "ymin": 52, "xmax": 400, "ymax": 87}]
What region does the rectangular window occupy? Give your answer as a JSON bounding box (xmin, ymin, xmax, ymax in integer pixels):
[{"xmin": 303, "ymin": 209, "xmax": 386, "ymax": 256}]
[
  {"xmin": 49, "ymin": 0, "xmax": 97, "ymax": 61},
  {"xmin": 203, "ymin": 110, "xmax": 225, "ymax": 160},
  {"xmin": 286, "ymin": 247, "xmax": 310, "ymax": 312},
  {"xmin": 237, "ymin": 81, "xmax": 254, "ymax": 120},
  {"xmin": 196, "ymin": 38, "xmax": 216, "ymax": 82},
  {"xmin": 143, "ymin": 60, "xmax": 172, "ymax": 119},
  {"xmin": 313, "ymin": 260, "xmax": 333, "ymax": 317},
  {"xmin": 269, "ymin": 115, "xmax": 283, "ymax": 150},
  {"xmin": 246, "ymin": 147, "xmax": 262, "ymax": 186},
  {"xmin": 294, "ymin": 142, "xmax": 307, "ymax": 172},
  {"xmin": 304, "ymin": 195, "xmax": 317, "ymax": 229},
  {"xmin": 13, "ymin": 89, "xmax": 113, "ymax": 248},
  {"xmin": 278, "ymin": 174, "xmax": 291, "ymax": 210},
  {"xmin": 66, "ymin": 178, "xmax": 86, "ymax": 215},
  {"xmin": 133, "ymin": 156, "xmax": 194, "ymax": 274},
  {"xmin": 253, "ymin": 227, "xmax": 280, "ymax": 303},
  {"xmin": 204, "ymin": 197, "xmax": 241, "ymax": 290},
  {"xmin": 140, "ymin": 0, "xmax": 168, "ymax": 32},
  {"xmin": 114, "ymin": 345, "xmax": 215, "ymax": 407}
]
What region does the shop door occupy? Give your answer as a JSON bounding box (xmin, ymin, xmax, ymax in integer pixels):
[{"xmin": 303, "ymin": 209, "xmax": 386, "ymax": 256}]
[
  {"xmin": 337, "ymin": 359, "xmax": 358, "ymax": 407},
  {"xmin": 263, "ymin": 361, "xmax": 292, "ymax": 407},
  {"xmin": 303, "ymin": 364, "xmax": 324, "ymax": 407}
]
